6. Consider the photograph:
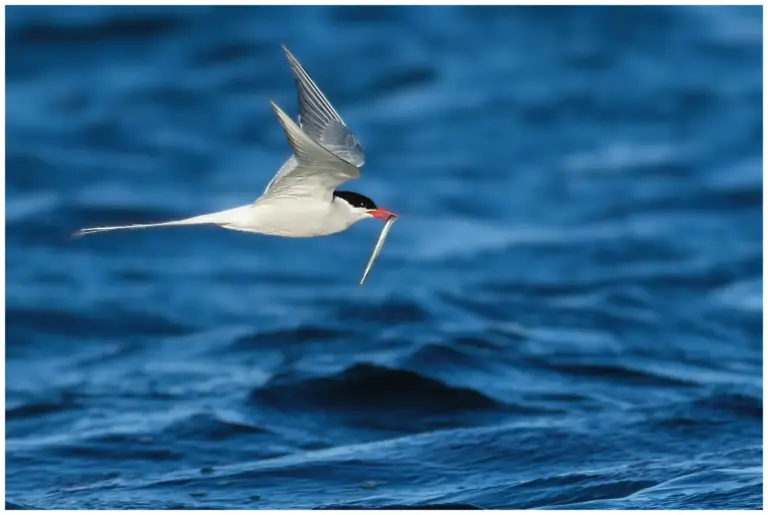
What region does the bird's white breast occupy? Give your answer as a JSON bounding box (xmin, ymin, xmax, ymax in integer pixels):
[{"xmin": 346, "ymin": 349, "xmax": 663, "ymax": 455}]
[{"xmin": 219, "ymin": 199, "xmax": 357, "ymax": 238}]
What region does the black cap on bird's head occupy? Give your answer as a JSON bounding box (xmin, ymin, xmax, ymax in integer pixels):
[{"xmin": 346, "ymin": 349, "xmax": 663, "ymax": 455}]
[
  {"xmin": 333, "ymin": 190, "xmax": 396, "ymax": 221},
  {"xmin": 334, "ymin": 191, "xmax": 377, "ymax": 210}
]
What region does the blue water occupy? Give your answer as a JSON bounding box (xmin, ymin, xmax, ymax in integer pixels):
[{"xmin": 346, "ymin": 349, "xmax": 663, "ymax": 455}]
[{"xmin": 5, "ymin": 5, "xmax": 763, "ymax": 510}]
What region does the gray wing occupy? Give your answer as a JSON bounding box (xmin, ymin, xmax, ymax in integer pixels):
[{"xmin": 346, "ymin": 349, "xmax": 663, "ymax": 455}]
[
  {"xmin": 282, "ymin": 44, "xmax": 365, "ymax": 167},
  {"xmin": 260, "ymin": 45, "xmax": 365, "ymax": 199},
  {"xmin": 265, "ymin": 101, "xmax": 360, "ymax": 200}
]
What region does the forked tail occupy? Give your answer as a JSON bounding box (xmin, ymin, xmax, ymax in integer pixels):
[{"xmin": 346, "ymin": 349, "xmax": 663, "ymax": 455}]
[{"xmin": 73, "ymin": 211, "xmax": 230, "ymax": 237}]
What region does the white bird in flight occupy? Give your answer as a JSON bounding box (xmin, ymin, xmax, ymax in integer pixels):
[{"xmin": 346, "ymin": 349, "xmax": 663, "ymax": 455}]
[{"xmin": 75, "ymin": 45, "xmax": 396, "ymax": 240}]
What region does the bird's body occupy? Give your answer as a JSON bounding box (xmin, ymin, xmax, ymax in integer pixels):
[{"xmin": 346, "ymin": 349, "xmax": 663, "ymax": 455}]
[
  {"xmin": 80, "ymin": 198, "xmax": 364, "ymax": 238},
  {"xmin": 75, "ymin": 45, "xmax": 395, "ymax": 240},
  {"xmin": 225, "ymin": 195, "xmax": 370, "ymax": 237}
]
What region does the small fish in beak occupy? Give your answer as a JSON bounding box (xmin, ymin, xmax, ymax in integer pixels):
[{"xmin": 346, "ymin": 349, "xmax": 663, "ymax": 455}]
[{"xmin": 360, "ymin": 214, "xmax": 397, "ymax": 285}]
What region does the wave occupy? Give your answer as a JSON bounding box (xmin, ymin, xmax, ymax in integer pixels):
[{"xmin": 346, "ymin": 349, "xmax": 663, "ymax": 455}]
[
  {"xmin": 539, "ymin": 361, "xmax": 699, "ymax": 387},
  {"xmin": 164, "ymin": 412, "xmax": 274, "ymax": 440},
  {"xmin": 652, "ymin": 391, "xmax": 763, "ymax": 427},
  {"xmin": 7, "ymin": 8, "xmax": 197, "ymax": 45},
  {"xmin": 251, "ymin": 363, "xmax": 502, "ymax": 413},
  {"xmin": 6, "ymin": 307, "xmax": 191, "ymax": 341},
  {"xmin": 315, "ymin": 502, "xmax": 484, "ymax": 510},
  {"xmin": 690, "ymin": 392, "xmax": 762, "ymax": 419},
  {"xmin": 230, "ymin": 325, "xmax": 349, "ymax": 351},
  {"xmin": 6, "ymin": 396, "xmax": 82, "ymax": 420},
  {"xmin": 6, "ymin": 501, "xmax": 42, "ymax": 510}
]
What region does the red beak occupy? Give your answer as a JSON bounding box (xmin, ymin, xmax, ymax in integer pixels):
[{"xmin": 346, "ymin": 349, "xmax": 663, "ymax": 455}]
[{"xmin": 367, "ymin": 208, "xmax": 397, "ymax": 221}]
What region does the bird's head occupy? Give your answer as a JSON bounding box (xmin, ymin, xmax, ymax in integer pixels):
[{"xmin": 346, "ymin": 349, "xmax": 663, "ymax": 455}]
[{"xmin": 333, "ymin": 191, "xmax": 396, "ymax": 222}]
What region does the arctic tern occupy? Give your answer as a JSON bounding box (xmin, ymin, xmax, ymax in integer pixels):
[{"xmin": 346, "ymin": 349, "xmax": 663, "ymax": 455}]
[{"xmin": 75, "ymin": 45, "xmax": 396, "ymax": 241}]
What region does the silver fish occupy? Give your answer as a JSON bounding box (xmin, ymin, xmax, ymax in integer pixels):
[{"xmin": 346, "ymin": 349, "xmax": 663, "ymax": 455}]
[{"xmin": 360, "ymin": 215, "xmax": 397, "ymax": 285}]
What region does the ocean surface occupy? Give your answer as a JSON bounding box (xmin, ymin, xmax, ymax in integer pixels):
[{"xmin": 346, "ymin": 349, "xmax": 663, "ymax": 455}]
[{"xmin": 5, "ymin": 5, "xmax": 763, "ymax": 510}]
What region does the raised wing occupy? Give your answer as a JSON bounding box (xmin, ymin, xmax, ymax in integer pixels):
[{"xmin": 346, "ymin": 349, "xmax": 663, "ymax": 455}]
[
  {"xmin": 260, "ymin": 46, "xmax": 365, "ymax": 201},
  {"xmin": 265, "ymin": 101, "xmax": 360, "ymax": 200},
  {"xmin": 282, "ymin": 45, "xmax": 365, "ymax": 167}
]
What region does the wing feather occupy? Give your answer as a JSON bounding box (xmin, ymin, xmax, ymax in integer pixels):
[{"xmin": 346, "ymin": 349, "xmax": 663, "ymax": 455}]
[
  {"xmin": 282, "ymin": 45, "xmax": 365, "ymax": 167},
  {"xmin": 265, "ymin": 101, "xmax": 360, "ymax": 200}
]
